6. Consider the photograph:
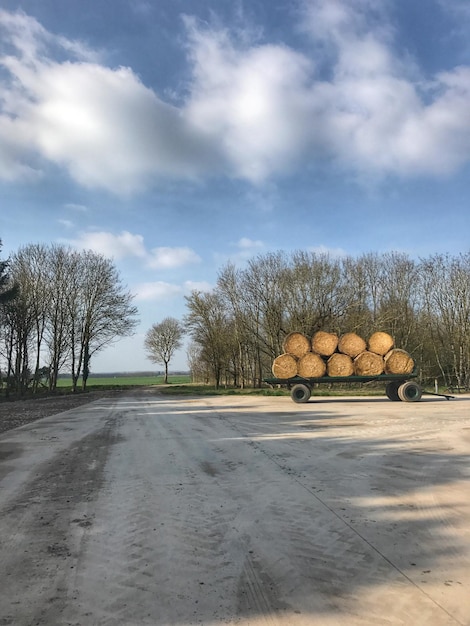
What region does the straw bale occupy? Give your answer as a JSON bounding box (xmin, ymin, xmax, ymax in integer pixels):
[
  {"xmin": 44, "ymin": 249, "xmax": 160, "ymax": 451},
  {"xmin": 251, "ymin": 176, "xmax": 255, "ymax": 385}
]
[
  {"xmin": 354, "ymin": 351, "xmax": 384, "ymax": 376},
  {"xmin": 384, "ymin": 349, "xmax": 415, "ymax": 375},
  {"xmin": 311, "ymin": 331, "xmax": 338, "ymax": 356},
  {"xmin": 368, "ymin": 331, "xmax": 394, "ymax": 356},
  {"xmin": 338, "ymin": 333, "xmax": 367, "ymax": 358},
  {"xmin": 298, "ymin": 352, "xmax": 327, "ymax": 378},
  {"xmin": 272, "ymin": 353, "xmax": 298, "ymax": 379},
  {"xmin": 282, "ymin": 332, "xmax": 311, "ymax": 358},
  {"xmin": 327, "ymin": 353, "xmax": 354, "ymax": 377}
]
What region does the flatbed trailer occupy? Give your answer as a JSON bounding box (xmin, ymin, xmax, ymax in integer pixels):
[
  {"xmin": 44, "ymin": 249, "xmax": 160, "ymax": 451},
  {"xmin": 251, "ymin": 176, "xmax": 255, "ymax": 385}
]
[{"xmin": 263, "ymin": 372, "xmax": 454, "ymax": 403}]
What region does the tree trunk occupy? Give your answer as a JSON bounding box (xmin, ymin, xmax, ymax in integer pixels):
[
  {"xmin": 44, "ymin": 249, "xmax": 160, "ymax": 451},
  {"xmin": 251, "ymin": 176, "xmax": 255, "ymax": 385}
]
[{"xmin": 82, "ymin": 344, "xmax": 90, "ymax": 391}]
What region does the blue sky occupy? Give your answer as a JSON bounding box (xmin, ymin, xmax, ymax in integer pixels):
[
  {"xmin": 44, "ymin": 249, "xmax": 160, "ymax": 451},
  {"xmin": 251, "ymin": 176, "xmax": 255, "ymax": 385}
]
[{"xmin": 1, "ymin": 0, "xmax": 470, "ymax": 372}]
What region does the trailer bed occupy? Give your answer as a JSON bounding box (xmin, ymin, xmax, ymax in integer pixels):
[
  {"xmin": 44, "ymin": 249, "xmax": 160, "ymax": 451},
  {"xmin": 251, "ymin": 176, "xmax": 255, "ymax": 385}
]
[
  {"xmin": 264, "ymin": 372, "xmax": 417, "ymax": 386},
  {"xmin": 263, "ymin": 371, "xmax": 450, "ymax": 403}
]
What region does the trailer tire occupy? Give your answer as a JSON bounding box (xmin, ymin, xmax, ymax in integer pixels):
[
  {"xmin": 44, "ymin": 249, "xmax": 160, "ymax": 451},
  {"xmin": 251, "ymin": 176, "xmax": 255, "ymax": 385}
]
[
  {"xmin": 385, "ymin": 381, "xmax": 401, "ymax": 401},
  {"xmin": 398, "ymin": 381, "xmax": 422, "ymax": 402},
  {"xmin": 291, "ymin": 384, "xmax": 311, "ymax": 403}
]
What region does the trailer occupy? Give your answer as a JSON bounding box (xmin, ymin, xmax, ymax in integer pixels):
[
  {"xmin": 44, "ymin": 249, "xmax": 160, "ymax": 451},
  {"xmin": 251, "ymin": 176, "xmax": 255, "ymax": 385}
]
[{"xmin": 263, "ymin": 371, "xmax": 453, "ymax": 403}]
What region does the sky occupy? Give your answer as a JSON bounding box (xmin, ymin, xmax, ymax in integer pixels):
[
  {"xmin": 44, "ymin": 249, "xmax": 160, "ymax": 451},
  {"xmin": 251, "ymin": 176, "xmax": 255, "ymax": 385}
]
[{"xmin": 1, "ymin": 0, "xmax": 470, "ymax": 373}]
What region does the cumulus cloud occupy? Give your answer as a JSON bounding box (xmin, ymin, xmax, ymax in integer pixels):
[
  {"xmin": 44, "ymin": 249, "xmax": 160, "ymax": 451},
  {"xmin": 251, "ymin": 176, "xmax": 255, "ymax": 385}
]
[
  {"xmin": 1, "ymin": 3, "xmax": 470, "ymax": 191},
  {"xmin": 66, "ymin": 229, "xmax": 201, "ymax": 270},
  {"xmin": 147, "ymin": 246, "xmax": 201, "ymax": 269},
  {"xmin": 67, "ymin": 230, "xmax": 147, "ymax": 260},
  {"xmin": 134, "ymin": 278, "xmax": 212, "ymax": 302},
  {"xmin": 183, "ymin": 280, "xmax": 213, "ymax": 293},
  {"xmin": 0, "ymin": 10, "xmax": 219, "ymax": 194},
  {"xmin": 236, "ymin": 237, "xmax": 264, "ymax": 251},
  {"xmin": 184, "ymin": 16, "xmax": 314, "ymax": 182},
  {"xmin": 134, "ymin": 281, "xmax": 182, "ymax": 301},
  {"xmin": 231, "ymin": 237, "xmax": 265, "ymax": 262},
  {"xmin": 308, "ymin": 244, "xmax": 347, "ymax": 257},
  {"xmin": 213, "ymin": 236, "xmax": 266, "ymax": 267}
]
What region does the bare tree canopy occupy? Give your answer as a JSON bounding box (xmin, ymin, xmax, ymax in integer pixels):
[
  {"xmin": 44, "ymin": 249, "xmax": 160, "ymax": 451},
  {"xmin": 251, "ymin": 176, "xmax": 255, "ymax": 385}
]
[
  {"xmin": 0, "ymin": 243, "xmax": 138, "ymax": 394},
  {"xmin": 0, "ymin": 241, "xmax": 17, "ymax": 305},
  {"xmin": 184, "ymin": 250, "xmax": 470, "ymax": 391},
  {"xmin": 144, "ymin": 317, "xmax": 184, "ymax": 383}
]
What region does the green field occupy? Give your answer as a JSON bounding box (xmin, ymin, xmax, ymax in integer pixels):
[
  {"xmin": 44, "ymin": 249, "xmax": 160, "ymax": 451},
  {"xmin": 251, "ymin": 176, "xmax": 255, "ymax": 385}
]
[{"xmin": 57, "ymin": 375, "xmax": 192, "ymax": 388}]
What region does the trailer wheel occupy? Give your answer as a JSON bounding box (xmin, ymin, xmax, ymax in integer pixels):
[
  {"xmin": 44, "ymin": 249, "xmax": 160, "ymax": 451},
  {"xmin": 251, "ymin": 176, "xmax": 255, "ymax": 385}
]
[
  {"xmin": 385, "ymin": 381, "xmax": 401, "ymax": 401},
  {"xmin": 398, "ymin": 381, "xmax": 422, "ymax": 402},
  {"xmin": 291, "ymin": 384, "xmax": 311, "ymax": 403}
]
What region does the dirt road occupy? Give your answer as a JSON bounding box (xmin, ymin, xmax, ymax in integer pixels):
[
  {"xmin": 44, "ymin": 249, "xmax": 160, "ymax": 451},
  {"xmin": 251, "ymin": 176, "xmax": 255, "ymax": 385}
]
[{"xmin": 1, "ymin": 390, "xmax": 469, "ymax": 625}]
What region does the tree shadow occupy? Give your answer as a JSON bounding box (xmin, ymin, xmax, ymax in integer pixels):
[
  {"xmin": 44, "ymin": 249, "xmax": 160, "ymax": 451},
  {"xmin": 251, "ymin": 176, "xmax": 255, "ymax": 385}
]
[{"xmin": 152, "ymin": 394, "xmax": 470, "ymax": 624}]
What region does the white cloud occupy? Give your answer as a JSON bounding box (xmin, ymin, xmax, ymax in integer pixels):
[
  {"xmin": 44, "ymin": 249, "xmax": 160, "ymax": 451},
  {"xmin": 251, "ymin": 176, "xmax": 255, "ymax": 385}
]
[
  {"xmin": 0, "ymin": 11, "xmax": 219, "ymax": 194},
  {"xmin": 213, "ymin": 236, "xmax": 266, "ymax": 267},
  {"xmin": 134, "ymin": 281, "xmax": 182, "ymax": 301},
  {"xmin": 1, "ymin": 3, "xmax": 470, "ymax": 191},
  {"xmin": 67, "ymin": 230, "xmax": 147, "ymax": 260},
  {"xmin": 236, "ymin": 237, "xmax": 264, "ymax": 250},
  {"xmin": 183, "ymin": 280, "xmax": 213, "ymax": 293},
  {"xmin": 308, "ymin": 244, "xmax": 347, "ymax": 258},
  {"xmin": 184, "ymin": 17, "xmax": 314, "ymax": 182},
  {"xmin": 147, "ymin": 246, "xmax": 201, "ymax": 269},
  {"xmin": 66, "ymin": 230, "xmax": 201, "ymax": 271}
]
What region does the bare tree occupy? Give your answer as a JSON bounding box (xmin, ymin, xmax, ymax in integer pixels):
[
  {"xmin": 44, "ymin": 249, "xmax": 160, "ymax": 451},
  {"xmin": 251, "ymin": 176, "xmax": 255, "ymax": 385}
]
[
  {"xmin": 284, "ymin": 251, "xmax": 349, "ymax": 336},
  {"xmin": 145, "ymin": 317, "xmax": 184, "ymax": 383},
  {"xmin": 420, "ymin": 253, "xmax": 470, "ymax": 390},
  {"xmin": 74, "ymin": 251, "xmax": 139, "ymax": 390},
  {"xmin": 2, "ymin": 245, "xmax": 44, "ymax": 394},
  {"xmin": 1, "ymin": 244, "xmax": 139, "ymax": 393},
  {"xmin": 186, "ymin": 341, "xmax": 208, "ymax": 383},
  {"xmin": 0, "ymin": 241, "xmax": 18, "ymax": 390},
  {"xmin": 376, "ymin": 252, "xmax": 420, "ymax": 350},
  {"xmin": 0, "ymin": 241, "xmax": 17, "ymax": 306},
  {"xmin": 184, "ymin": 290, "xmax": 233, "ymax": 389},
  {"xmin": 53, "ymin": 248, "xmax": 84, "ymax": 391}
]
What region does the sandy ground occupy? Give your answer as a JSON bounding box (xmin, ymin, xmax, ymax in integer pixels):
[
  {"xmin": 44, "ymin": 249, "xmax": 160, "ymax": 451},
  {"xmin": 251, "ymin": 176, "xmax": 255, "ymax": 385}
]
[{"xmin": 0, "ymin": 390, "xmax": 469, "ymax": 625}]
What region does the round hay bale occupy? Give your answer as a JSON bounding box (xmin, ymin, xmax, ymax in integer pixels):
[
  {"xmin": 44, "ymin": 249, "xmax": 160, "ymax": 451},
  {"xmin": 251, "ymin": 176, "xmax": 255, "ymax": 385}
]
[
  {"xmin": 384, "ymin": 349, "xmax": 415, "ymax": 375},
  {"xmin": 272, "ymin": 353, "xmax": 298, "ymax": 379},
  {"xmin": 282, "ymin": 332, "xmax": 311, "ymax": 358},
  {"xmin": 368, "ymin": 331, "xmax": 394, "ymax": 356},
  {"xmin": 354, "ymin": 351, "xmax": 384, "ymax": 376},
  {"xmin": 338, "ymin": 333, "xmax": 367, "ymax": 358},
  {"xmin": 311, "ymin": 331, "xmax": 338, "ymax": 356},
  {"xmin": 327, "ymin": 353, "xmax": 354, "ymax": 377},
  {"xmin": 298, "ymin": 352, "xmax": 327, "ymax": 378}
]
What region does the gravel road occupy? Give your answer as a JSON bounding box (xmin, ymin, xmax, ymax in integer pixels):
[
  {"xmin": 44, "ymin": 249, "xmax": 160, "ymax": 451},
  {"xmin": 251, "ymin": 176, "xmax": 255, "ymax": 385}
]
[{"xmin": 1, "ymin": 390, "xmax": 469, "ymax": 625}]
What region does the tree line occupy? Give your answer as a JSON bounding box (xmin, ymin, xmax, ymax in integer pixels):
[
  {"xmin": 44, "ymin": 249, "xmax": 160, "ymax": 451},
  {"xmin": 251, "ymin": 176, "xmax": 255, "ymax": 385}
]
[
  {"xmin": 183, "ymin": 250, "xmax": 470, "ymax": 391},
  {"xmin": 0, "ymin": 242, "xmax": 138, "ymax": 394},
  {"xmin": 2, "ymin": 242, "xmax": 469, "ymax": 394}
]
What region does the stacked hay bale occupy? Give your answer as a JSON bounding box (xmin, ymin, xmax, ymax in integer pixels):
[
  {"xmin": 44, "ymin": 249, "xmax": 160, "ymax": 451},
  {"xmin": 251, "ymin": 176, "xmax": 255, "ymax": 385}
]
[
  {"xmin": 283, "ymin": 332, "xmax": 311, "ymax": 358},
  {"xmin": 272, "ymin": 353, "xmax": 298, "ymax": 378},
  {"xmin": 298, "ymin": 352, "xmax": 326, "ymax": 378},
  {"xmin": 327, "ymin": 353, "xmax": 354, "ymax": 377},
  {"xmin": 271, "ymin": 329, "xmax": 415, "ymax": 379},
  {"xmin": 312, "ymin": 331, "xmax": 338, "ymax": 356},
  {"xmin": 368, "ymin": 331, "xmax": 394, "ymax": 355},
  {"xmin": 384, "ymin": 348, "xmax": 415, "ymax": 374},
  {"xmin": 354, "ymin": 351, "xmax": 384, "ymax": 376},
  {"xmin": 338, "ymin": 333, "xmax": 366, "ymax": 358},
  {"xmin": 272, "ymin": 332, "xmax": 309, "ymax": 378}
]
